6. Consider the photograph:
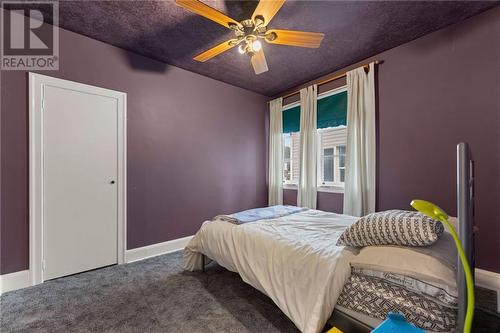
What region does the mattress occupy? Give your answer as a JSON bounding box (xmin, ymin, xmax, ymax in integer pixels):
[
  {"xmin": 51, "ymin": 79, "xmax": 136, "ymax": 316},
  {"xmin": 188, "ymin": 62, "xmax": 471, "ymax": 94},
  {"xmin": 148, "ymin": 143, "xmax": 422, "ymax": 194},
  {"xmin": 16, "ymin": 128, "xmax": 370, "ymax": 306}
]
[{"xmin": 336, "ymin": 272, "xmax": 457, "ymax": 332}]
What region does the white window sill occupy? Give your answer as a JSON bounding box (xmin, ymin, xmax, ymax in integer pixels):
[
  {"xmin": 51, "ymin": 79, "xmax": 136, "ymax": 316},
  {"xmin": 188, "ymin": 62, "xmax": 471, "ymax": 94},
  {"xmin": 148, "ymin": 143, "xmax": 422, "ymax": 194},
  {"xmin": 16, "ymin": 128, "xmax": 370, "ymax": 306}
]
[
  {"xmin": 282, "ymin": 184, "xmax": 344, "ymax": 194},
  {"xmin": 317, "ymin": 186, "xmax": 344, "ymax": 194}
]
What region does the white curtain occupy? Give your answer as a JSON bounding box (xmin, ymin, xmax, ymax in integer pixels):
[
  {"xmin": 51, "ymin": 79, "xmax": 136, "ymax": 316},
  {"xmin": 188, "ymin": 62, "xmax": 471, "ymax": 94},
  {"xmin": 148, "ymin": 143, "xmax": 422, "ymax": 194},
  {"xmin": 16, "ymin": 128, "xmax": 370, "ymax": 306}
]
[
  {"xmin": 297, "ymin": 85, "xmax": 318, "ymax": 209},
  {"xmin": 343, "ymin": 62, "xmax": 376, "ymax": 216},
  {"xmin": 268, "ymin": 98, "xmax": 283, "ymax": 206}
]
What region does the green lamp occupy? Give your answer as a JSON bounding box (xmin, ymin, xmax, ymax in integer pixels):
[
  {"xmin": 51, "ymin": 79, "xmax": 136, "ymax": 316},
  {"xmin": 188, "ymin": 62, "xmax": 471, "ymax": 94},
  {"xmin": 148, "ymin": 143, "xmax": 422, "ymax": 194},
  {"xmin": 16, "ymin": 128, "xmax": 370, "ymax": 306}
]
[{"xmin": 410, "ymin": 199, "xmax": 474, "ymax": 333}]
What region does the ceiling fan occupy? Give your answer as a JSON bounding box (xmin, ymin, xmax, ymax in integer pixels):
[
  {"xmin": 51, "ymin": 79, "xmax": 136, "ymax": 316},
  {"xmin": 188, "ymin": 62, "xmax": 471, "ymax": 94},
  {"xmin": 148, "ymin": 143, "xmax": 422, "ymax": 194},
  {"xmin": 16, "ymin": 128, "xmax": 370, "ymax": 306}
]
[{"xmin": 175, "ymin": 0, "xmax": 325, "ymax": 75}]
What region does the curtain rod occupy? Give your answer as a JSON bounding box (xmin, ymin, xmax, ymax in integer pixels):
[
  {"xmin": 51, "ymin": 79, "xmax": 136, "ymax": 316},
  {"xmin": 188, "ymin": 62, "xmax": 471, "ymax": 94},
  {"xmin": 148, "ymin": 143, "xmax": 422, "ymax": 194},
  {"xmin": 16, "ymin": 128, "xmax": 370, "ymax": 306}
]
[{"xmin": 270, "ymin": 60, "xmax": 382, "ymax": 103}]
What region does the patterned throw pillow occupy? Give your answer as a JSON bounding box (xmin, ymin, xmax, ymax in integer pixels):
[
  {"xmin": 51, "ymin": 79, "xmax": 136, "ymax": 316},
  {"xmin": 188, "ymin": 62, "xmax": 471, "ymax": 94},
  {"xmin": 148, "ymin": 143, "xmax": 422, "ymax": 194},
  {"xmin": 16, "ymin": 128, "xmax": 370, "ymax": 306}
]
[{"xmin": 337, "ymin": 210, "xmax": 444, "ymax": 247}]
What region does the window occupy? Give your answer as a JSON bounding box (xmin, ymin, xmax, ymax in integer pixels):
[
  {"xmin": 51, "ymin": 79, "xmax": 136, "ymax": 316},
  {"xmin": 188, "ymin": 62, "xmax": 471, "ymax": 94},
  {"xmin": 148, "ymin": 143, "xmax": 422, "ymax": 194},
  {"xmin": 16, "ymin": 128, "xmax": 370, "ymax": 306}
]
[
  {"xmin": 317, "ymin": 87, "xmax": 347, "ymax": 190},
  {"xmin": 282, "ymin": 86, "xmax": 347, "ymax": 190},
  {"xmin": 283, "ymin": 132, "xmax": 300, "ymax": 185},
  {"xmin": 318, "ymin": 127, "xmax": 347, "ymax": 188},
  {"xmin": 338, "ymin": 145, "xmax": 346, "ymax": 182},
  {"xmin": 283, "ymin": 134, "xmax": 292, "ymax": 182},
  {"xmin": 323, "ymin": 148, "xmax": 334, "ymax": 182}
]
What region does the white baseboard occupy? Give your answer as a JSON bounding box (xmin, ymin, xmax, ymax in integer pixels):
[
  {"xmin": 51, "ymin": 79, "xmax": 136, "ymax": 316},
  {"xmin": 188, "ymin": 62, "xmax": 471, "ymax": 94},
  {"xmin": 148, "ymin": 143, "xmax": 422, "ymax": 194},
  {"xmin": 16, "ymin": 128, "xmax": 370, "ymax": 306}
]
[
  {"xmin": 125, "ymin": 235, "xmax": 193, "ymax": 263},
  {"xmin": 0, "ymin": 236, "xmax": 193, "ymax": 294},
  {"xmin": 476, "ymin": 268, "xmax": 500, "ymax": 291},
  {"xmin": 0, "ymin": 270, "xmax": 31, "ymax": 295},
  {"xmin": 475, "ymin": 268, "xmax": 500, "ymax": 313}
]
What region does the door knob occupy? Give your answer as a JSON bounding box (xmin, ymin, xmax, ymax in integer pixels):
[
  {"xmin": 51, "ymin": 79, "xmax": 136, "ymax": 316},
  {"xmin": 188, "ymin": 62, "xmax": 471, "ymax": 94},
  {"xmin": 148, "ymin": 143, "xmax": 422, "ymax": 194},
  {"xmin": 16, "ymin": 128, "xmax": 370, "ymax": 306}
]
[{"xmin": 110, "ymin": 180, "xmax": 115, "ymax": 184}]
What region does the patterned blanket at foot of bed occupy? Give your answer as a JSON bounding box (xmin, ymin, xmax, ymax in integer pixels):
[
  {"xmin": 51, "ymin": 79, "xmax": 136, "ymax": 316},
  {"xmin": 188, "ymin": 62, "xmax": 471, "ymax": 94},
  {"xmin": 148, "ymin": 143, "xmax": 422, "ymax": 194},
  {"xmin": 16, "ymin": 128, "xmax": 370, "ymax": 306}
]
[{"xmin": 337, "ymin": 273, "xmax": 457, "ymax": 332}]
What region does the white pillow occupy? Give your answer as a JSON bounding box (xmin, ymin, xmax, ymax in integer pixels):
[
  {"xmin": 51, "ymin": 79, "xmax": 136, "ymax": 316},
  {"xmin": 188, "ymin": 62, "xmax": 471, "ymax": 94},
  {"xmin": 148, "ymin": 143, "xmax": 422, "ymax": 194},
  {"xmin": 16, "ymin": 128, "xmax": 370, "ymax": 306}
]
[
  {"xmin": 349, "ymin": 232, "xmax": 458, "ymax": 297},
  {"xmin": 337, "ymin": 210, "xmax": 444, "ymax": 247},
  {"xmin": 448, "ymin": 216, "xmax": 458, "ymax": 230}
]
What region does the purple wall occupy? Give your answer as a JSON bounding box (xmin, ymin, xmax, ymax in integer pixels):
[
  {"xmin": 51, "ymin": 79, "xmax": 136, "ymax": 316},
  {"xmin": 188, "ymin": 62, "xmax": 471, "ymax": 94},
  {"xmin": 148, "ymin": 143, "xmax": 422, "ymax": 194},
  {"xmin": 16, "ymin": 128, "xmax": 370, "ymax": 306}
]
[
  {"xmin": 284, "ymin": 190, "xmax": 344, "ymax": 214},
  {"xmin": 2, "ymin": 7, "xmax": 499, "ymax": 275},
  {"xmin": 377, "ymin": 8, "xmax": 499, "ymax": 273},
  {"xmin": 0, "ymin": 25, "xmax": 268, "ymax": 274},
  {"xmin": 282, "ymin": 8, "xmax": 500, "ymax": 273}
]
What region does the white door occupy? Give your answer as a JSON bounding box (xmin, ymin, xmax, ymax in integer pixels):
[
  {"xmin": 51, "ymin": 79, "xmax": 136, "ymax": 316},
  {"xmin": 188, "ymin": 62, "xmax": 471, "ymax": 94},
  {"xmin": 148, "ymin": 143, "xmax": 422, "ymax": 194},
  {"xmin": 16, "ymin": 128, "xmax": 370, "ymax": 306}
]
[{"xmin": 42, "ymin": 82, "xmax": 120, "ymax": 280}]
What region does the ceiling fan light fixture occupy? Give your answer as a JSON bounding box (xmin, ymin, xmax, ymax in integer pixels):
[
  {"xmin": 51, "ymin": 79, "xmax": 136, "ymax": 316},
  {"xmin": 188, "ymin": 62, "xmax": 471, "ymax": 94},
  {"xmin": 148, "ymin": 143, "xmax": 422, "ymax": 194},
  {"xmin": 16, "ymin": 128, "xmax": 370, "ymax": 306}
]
[
  {"xmin": 238, "ymin": 44, "xmax": 246, "ymax": 54},
  {"xmin": 252, "ymin": 40, "xmax": 262, "ymax": 52}
]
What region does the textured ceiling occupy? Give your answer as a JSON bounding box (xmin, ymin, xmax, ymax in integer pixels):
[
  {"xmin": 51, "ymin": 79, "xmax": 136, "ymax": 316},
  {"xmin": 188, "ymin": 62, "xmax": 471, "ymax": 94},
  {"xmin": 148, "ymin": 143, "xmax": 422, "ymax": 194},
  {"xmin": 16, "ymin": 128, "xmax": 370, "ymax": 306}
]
[{"xmin": 33, "ymin": 1, "xmax": 498, "ymax": 96}]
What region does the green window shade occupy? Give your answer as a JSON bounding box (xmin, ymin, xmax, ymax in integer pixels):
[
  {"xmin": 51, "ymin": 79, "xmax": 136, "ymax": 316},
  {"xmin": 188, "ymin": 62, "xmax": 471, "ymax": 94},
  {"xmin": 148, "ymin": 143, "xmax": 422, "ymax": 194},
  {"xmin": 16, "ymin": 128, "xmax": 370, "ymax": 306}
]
[
  {"xmin": 282, "ymin": 105, "xmax": 300, "ymax": 133},
  {"xmin": 282, "ymin": 90, "xmax": 347, "ymax": 132},
  {"xmin": 317, "ymin": 91, "xmax": 347, "ymax": 129}
]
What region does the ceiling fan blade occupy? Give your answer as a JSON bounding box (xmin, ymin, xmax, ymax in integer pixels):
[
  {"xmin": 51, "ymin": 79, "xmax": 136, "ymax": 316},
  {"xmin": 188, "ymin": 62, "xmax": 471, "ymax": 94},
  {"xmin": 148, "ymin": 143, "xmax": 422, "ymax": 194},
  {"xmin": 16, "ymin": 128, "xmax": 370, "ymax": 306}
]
[
  {"xmin": 265, "ymin": 29, "xmax": 324, "ymax": 48},
  {"xmin": 175, "ymin": 0, "xmax": 241, "ymax": 29},
  {"xmin": 251, "ymin": 48, "xmax": 268, "ymax": 75},
  {"xmin": 252, "ymin": 0, "xmax": 285, "ymax": 26},
  {"xmin": 194, "ymin": 39, "xmax": 238, "ymax": 62}
]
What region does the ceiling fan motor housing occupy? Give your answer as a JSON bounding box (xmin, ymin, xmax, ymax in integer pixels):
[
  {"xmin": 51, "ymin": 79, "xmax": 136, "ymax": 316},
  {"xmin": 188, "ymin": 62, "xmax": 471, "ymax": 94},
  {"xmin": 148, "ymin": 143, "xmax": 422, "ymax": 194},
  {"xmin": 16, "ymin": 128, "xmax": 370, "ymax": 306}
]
[{"xmin": 234, "ymin": 17, "xmax": 273, "ymax": 57}]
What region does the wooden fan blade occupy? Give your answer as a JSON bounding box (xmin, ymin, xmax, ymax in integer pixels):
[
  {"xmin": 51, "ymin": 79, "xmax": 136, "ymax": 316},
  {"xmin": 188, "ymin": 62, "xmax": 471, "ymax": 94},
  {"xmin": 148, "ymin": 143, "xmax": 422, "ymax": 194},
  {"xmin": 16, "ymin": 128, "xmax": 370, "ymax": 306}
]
[
  {"xmin": 194, "ymin": 39, "xmax": 238, "ymax": 62},
  {"xmin": 251, "ymin": 48, "xmax": 268, "ymax": 75},
  {"xmin": 252, "ymin": 0, "xmax": 285, "ymax": 26},
  {"xmin": 176, "ymin": 0, "xmax": 241, "ymax": 29},
  {"xmin": 266, "ymin": 29, "xmax": 324, "ymax": 48}
]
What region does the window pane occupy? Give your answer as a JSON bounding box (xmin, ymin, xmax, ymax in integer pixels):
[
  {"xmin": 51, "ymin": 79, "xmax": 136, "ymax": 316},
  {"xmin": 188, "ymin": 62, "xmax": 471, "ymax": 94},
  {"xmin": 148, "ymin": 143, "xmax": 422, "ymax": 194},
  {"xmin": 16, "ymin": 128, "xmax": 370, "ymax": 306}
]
[
  {"xmin": 340, "ymin": 168, "xmax": 345, "ymax": 182},
  {"xmin": 317, "ymin": 91, "xmax": 347, "ymax": 129},
  {"xmin": 324, "ymin": 148, "xmax": 334, "ymax": 156},
  {"xmin": 317, "ymin": 118, "xmax": 347, "ymax": 186},
  {"xmin": 283, "ymin": 132, "xmax": 300, "ymax": 183},
  {"xmin": 283, "ymin": 106, "xmax": 300, "ymax": 133},
  {"xmin": 291, "ymin": 133, "xmax": 300, "ymax": 183},
  {"xmin": 324, "ymin": 153, "xmax": 334, "ymax": 182},
  {"xmin": 283, "ymin": 134, "xmax": 291, "ymax": 182},
  {"xmin": 338, "ymin": 145, "xmax": 346, "ymax": 168},
  {"xmin": 284, "ymin": 160, "xmax": 291, "ymax": 181},
  {"xmin": 284, "ymin": 146, "xmax": 291, "ymax": 159}
]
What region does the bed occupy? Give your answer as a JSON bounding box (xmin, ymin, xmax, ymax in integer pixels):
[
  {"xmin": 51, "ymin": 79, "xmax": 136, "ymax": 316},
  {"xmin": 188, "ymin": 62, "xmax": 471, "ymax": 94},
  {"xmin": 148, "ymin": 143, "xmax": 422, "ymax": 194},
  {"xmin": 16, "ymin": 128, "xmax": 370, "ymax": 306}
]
[
  {"xmin": 184, "ymin": 143, "xmax": 474, "ymax": 333},
  {"xmin": 185, "ymin": 209, "xmax": 459, "ymax": 333}
]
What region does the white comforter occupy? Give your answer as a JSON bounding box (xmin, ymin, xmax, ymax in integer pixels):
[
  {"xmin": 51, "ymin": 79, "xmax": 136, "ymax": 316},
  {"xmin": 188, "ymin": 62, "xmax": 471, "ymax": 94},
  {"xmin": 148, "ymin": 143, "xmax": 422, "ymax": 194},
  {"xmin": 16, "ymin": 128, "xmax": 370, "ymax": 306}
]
[{"xmin": 184, "ymin": 209, "xmax": 359, "ymax": 333}]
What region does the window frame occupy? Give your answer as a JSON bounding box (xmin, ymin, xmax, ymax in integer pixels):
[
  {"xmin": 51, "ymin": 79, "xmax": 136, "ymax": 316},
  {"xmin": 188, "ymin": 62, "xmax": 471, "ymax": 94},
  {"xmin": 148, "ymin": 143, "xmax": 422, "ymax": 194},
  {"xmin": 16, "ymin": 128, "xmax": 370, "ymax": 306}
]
[
  {"xmin": 321, "ymin": 147, "xmax": 335, "ymax": 183},
  {"xmin": 337, "ymin": 145, "xmax": 346, "ymax": 184},
  {"xmin": 316, "ymin": 86, "xmax": 348, "ymax": 193},
  {"xmin": 282, "ymin": 102, "xmax": 301, "ymax": 187},
  {"xmin": 316, "ymin": 128, "xmax": 347, "ymax": 193},
  {"xmin": 282, "ymin": 132, "xmax": 296, "ymax": 186},
  {"xmin": 281, "ymin": 85, "xmax": 348, "ymax": 192}
]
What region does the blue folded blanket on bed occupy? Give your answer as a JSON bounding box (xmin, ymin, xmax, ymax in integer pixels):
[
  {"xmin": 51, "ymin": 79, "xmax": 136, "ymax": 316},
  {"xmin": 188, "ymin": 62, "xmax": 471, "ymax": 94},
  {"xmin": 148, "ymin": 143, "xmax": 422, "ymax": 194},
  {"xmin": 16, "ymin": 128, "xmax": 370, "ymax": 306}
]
[{"xmin": 213, "ymin": 205, "xmax": 306, "ymax": 224}]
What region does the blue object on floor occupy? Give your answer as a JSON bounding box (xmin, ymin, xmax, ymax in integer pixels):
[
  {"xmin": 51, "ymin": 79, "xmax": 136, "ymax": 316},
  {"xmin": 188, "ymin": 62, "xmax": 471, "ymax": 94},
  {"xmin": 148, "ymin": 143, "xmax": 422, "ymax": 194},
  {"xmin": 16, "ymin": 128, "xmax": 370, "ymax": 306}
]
[{"xmin": 372, "ymin": 313, "xmax": 425, "ymax": 333}]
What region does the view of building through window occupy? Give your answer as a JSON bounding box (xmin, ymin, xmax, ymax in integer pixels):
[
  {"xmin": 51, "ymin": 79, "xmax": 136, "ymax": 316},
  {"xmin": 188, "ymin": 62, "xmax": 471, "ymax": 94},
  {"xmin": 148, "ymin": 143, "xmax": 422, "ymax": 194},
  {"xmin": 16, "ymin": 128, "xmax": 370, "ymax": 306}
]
[
  {"xmin": 318, "ymin": 126, "xmax": 347, "ymax": 186},
  {"xmin": 283, "ymin": 126, "xmax": 347, "ymax": 188},
  {"xmin": 283, "ymin": 132, "xmax": 300, "ymax": 184}
]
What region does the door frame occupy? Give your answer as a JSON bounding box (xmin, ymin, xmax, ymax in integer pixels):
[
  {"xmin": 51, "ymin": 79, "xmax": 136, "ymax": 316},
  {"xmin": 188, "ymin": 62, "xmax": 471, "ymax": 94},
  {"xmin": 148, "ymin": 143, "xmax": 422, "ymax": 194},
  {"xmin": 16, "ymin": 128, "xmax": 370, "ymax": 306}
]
[{"xmin": 29, "ymin": 72, "xmax": 127, "ymax": 285}]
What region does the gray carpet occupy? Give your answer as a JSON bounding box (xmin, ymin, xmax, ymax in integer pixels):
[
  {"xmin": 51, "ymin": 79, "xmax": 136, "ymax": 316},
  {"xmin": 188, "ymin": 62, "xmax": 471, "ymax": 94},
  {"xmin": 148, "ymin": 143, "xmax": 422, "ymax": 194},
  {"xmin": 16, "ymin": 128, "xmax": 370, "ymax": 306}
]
[
  {"xmin": 3, "ymin": 251, "xmax": 499, "ymax": 333},
  {"xmin": 0, "ymin": 251, "xmax": 299, "ymax": 332}
]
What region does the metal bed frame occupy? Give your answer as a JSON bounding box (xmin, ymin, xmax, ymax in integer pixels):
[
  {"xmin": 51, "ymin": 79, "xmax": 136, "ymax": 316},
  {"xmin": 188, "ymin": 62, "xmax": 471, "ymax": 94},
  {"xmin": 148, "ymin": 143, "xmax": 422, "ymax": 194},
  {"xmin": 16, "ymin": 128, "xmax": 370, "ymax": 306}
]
[
  {"xmin": 326, "ymin": 309, "xmax": 374, "ymax": 333},
  {"xmin": 456, "ymin": 142, "xmax": 475, "ymax": 333}
]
